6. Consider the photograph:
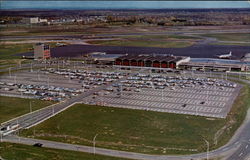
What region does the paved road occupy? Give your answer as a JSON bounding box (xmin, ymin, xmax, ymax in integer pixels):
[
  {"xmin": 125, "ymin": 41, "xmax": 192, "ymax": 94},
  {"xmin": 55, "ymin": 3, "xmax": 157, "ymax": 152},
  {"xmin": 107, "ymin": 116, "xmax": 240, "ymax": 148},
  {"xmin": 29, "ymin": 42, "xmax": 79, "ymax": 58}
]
[{"xmin": 2, "ymin": 106, "xmax": 250, "ymax": 160}]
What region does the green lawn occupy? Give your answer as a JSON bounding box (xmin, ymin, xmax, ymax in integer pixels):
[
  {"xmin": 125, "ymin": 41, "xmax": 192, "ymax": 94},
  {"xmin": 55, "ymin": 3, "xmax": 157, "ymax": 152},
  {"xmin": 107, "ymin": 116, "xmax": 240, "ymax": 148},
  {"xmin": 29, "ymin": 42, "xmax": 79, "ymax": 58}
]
[
  {"xmin": 87, "ymin": 34, "xmax": 200, "ymax": 48},
  {"xmin": 0, "ymin": 43, "xmax": 33, "ymax": 59},
  {"xmin": 0, "ymin": 96, "xmax": 55, "ymax": 123},
  {"xmin": 21, "ymin": 82, "xmax": 250, "ymax": 155},
  {"xmin": 210, "ymin": 42, "xmax": 250, "ymax": 46},
  {"xmin": 121, "ymin": 34, "xmax": 201, "ymax": 40},
  {"xmin": 202, "ymin": 33, "xmax": 250, "ymax": 42},
  {"xmin": 0, "ymin": 43, "xmax": 58, "ymax": 60},
  {"xmin": 0, "ymin": 142, "xmax": 130, "ymax": 160},
  {"xmin": 88, "ymin": 39, "xmax": 193, "ymax": 48}
]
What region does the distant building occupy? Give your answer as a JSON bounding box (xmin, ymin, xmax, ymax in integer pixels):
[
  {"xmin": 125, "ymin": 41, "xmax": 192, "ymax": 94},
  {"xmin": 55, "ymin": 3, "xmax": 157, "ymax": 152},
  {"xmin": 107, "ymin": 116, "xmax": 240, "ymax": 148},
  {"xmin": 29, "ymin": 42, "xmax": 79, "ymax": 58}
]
[
  {"xmin": 21, "ymin": 17, "xmax": 47, "ymax": 24},
  {"xmin": 30, "ymin": 17, "xmax": 39, "ymax": 24},
  {"xmin": 39, "ymin": 19, "xmax": 48, "ymax": 23},
  {"xmin": 85, "ymin": 52, "xmax": 123, "ymax": 64},
  {"xmin": 34, "ymin": 43, "xmax": 50, "ymax": 59}
]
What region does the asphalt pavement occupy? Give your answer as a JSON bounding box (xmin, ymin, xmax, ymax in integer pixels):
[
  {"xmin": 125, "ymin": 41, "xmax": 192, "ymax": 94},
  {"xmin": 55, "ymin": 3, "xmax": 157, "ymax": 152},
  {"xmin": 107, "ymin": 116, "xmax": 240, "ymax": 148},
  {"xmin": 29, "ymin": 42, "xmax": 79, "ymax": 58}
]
[
  {"xmin": 1, "ymin": 70, "xmax": 250, "ymax": 160},
  {"xmin": 0, "ymin": 72, "xmax": 130, "ymax": 134}
]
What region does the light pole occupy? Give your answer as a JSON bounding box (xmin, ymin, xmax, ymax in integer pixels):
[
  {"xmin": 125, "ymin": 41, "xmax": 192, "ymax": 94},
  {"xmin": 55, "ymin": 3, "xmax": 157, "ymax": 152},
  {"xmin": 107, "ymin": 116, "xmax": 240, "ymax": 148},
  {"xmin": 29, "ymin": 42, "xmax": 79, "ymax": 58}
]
[
  {"xmin": 30, "ymin": 63, "xmax": 33, "ymax": 72},
  {"xmin": 203, "ymin": 138, "xmax": 209, "ymax": 160},
  {"xmin": 47, "ymin": 77, "xmax": 50, "ymax": 87},
  {"xmin": 93, "ymin": 134, "xmax": 98, "ymax": 155},
  {"xmin": 19, "ymin": 60, "xmax": 22, "ymax": 68},
  {"xmin": 14, "ymin": 75, "xmax": 17, "ymax": 84},
  {"xmin": 161, "ymin": 88, "xmax": 163, "ymax": 101},
  {"xmin": 9, "ymin": 67, "xmax": 12, "ymax": 78},
  {"xmin": 0, "ymin": 132, "xmax": 2, "ymax": 142},
  {"xmin": 29, "ymin": 101, "xmax": 33, "ymax": 113},
  {"xmin": 52, "ymin": 106, "xmax": 55, "ymax": 115}
]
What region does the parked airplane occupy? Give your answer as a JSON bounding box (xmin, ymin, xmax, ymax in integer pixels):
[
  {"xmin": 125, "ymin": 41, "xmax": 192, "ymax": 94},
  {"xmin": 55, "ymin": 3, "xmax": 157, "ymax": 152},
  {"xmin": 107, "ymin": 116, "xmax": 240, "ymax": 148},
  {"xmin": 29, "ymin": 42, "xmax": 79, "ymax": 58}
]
[
  {"xmin": 217, "ymin": 51, "xmax": 232, "ymax": 59},
  {"xmin": 56, "ymin": 42, "xmax": 66, "ymax": 47}
]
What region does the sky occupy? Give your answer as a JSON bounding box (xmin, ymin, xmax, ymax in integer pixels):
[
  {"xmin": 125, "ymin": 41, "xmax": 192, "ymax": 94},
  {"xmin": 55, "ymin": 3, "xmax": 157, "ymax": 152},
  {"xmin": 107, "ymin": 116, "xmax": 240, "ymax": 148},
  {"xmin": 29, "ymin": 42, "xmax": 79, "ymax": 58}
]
[{"xmin": 1, "ymin": 1, "xmax": 250, "ymax": 10}]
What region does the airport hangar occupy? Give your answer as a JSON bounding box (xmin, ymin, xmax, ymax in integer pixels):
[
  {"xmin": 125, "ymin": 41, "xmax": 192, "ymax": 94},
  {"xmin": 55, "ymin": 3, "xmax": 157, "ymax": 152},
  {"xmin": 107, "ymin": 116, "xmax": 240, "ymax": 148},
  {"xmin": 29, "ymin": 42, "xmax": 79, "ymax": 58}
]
[{"xmin": 114, "ymin": 54, "xmax": 190, "ymax": 69}]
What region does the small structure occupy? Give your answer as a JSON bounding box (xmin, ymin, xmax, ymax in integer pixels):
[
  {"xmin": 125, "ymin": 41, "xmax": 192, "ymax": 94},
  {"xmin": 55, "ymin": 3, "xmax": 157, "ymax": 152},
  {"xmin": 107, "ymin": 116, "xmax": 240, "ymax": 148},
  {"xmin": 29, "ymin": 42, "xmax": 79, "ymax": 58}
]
[
  {"xmin": 87, "ymin": 52, "xmax": 123, "ymax": 64},
  {"xmin": 179, "ymin": 62, "xmax": 247, "ymax": 71},
  {"xmin": 33, "ymin": 43, "xmax": 50, "ymax": 59},
  {"xmin": 21, "ymin": 17, "xmax": 39, "ymax": 24},
  {"xmin": 241, "ymin": 53, "xmax": 250, "ymax": 62},
  {"xmin": 115, "ymin": 54, "xmax": 190, "ymax": 69},
  {"xmin": 21, "ymin": 17, "xmax": 48, "ymax": 24}
]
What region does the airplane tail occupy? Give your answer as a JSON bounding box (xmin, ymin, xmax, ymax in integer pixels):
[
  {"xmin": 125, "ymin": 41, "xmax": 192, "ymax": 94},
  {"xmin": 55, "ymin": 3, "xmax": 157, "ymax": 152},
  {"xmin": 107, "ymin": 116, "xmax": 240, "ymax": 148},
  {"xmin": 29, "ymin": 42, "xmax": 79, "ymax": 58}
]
[{"xmin": 229, "ymin": 51, "xmax": 232, "ymax": 56}]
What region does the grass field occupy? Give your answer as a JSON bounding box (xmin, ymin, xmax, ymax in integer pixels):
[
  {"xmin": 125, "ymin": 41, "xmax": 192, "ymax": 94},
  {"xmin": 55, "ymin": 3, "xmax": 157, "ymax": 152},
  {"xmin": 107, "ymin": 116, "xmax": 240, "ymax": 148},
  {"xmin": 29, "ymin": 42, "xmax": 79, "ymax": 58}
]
[
  {"xmin": 210, "ymin": 42, "xmax": 250, "ymax": 46},
  {"xmin": 21, "ymin": 82, "xmax": 250, "ymax": 155},
  {"xmin": 0, "ymin": 142, "xmax": 130, "ymax": 160},
  {"xmin": 202, "ymin": 33, "xmax": 250, "ymax": 42},
  {"xmin": 0, "ymin": 43, "xmax": 33, "ymax": 59},
  {"xmin": 121, "ymin": 34, "xmax": 201, "ymax": 40},
  {"xmin": 0, "ymin": 43, "xmax": 58, "ymax": 60},
  {"xmin": 0, "ymin": 96, "xmax": 55, "ymax": 123},
  {"xmin": 89, "ymin": 40, "xmax": 193, "ymax": 48},
  {"xmin": 87, "ymin": 34, "xmax": 199, "ymax": 48}
]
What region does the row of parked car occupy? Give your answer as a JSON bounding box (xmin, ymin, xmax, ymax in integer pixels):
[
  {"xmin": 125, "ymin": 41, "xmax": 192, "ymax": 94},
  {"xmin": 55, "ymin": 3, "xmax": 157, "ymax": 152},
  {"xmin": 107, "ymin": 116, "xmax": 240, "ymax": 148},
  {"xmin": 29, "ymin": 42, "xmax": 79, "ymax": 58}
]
[
  {"xmin": 109, "ymin": 73, "xmax": 237, "ymax": 91},
  {"xmin": 42, "ymin": 68, "xmax": 127, "ymax": 88},
  {"xmin": 0, "ymin": 82, "xmax": 84, "ymax": 101}
]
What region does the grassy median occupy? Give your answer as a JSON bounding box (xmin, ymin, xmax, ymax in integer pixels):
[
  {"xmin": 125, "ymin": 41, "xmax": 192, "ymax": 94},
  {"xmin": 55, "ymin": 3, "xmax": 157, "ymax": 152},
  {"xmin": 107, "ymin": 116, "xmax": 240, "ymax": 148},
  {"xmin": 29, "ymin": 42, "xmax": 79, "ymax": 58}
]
[
  {"xmin": 0, "ymin": 96, "xmax": 55, "ymax": 123},
  {"xmin": 0, "ymin": 142, "xmax": 130, "ymax": 160}
]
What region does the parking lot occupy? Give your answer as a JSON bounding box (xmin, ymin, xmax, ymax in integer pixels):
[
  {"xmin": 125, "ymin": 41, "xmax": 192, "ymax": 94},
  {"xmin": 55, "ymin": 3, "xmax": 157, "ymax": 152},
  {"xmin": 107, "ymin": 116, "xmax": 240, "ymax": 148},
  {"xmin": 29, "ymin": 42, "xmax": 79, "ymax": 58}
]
[
  {"xmin": 0, "ymin": 66, "xmax": 241, "ymax": 118},
  {"xmin": 82, "ymin": 73, "xmax": 241, "ymax": 118},
  {"xmin": 0, "ymin": 68, "xmax": 126, "ymax": 101}
]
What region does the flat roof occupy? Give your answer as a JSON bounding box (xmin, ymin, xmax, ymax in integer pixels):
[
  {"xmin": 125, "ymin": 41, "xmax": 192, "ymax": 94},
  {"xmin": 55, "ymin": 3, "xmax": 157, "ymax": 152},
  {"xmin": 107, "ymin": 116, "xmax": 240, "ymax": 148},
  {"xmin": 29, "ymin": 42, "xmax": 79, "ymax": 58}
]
[{"xmin": 180, "ymin": 62, "xmax": 246, "ymax": 68}]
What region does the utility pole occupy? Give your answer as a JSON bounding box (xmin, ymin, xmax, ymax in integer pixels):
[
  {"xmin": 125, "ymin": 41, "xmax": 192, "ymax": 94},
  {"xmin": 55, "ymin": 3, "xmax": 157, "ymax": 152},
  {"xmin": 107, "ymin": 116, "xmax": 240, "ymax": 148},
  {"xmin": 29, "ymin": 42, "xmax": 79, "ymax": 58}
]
[{"xmin": 93, "ymin": 134, "xmax": 98, "ymax": 155}]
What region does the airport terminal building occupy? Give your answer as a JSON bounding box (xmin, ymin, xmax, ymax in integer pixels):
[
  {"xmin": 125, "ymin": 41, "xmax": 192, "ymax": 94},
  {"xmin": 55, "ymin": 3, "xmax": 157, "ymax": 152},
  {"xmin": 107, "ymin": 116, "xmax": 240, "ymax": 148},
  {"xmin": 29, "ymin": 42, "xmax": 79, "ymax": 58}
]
[{"xmin": 115, "ymin": 54, "xmax": 190, "ymax": 69}]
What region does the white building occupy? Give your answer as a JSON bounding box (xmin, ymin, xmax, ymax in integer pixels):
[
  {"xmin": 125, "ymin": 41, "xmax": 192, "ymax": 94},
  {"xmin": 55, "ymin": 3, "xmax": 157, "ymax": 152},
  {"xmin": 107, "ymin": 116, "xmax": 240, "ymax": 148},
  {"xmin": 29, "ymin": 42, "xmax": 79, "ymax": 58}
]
[{"xmin": 30, "ymin": 17, "xmax": 39, "ymax": 24}]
